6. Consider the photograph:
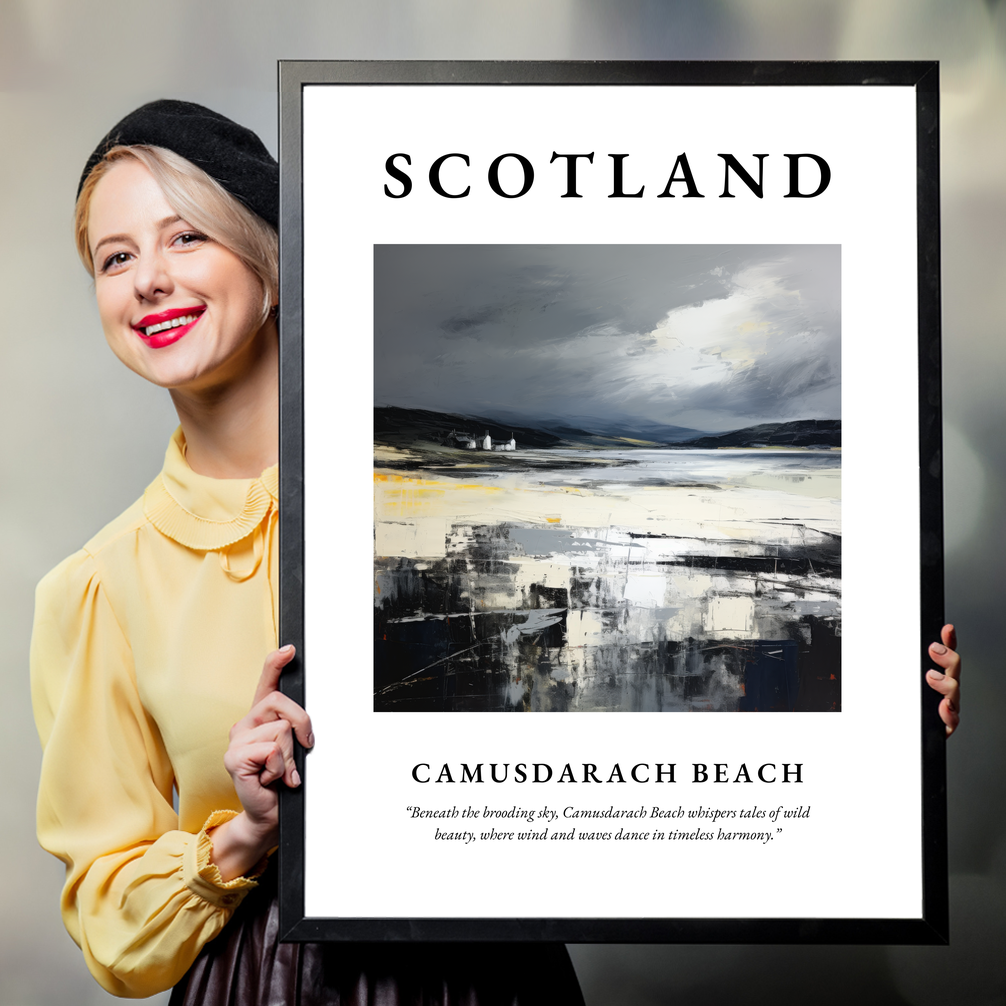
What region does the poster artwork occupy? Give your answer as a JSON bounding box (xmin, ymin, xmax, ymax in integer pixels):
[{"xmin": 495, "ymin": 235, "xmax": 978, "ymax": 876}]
[
  {"xmin": 290, "ymin": 62, "xmax": 942, "ymax": 942},
  {"xmin": 373, "ymin": 243, "xmax": 841, "ymax": 713}
]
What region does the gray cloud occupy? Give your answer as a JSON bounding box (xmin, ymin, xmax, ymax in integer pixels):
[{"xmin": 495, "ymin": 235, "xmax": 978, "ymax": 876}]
[{"xmin": 375, "ymin": 244, "xmax": 840, "ymax": 432}]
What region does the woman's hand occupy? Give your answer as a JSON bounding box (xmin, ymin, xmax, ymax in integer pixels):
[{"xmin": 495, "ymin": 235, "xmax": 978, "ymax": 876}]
[
  {"xmin": 926, "ymin": 624, "xmax": 961, "ymax": 737},
  {"xmin": 209, "ymin": 645, "xmax": 314, "ymax": 881}
]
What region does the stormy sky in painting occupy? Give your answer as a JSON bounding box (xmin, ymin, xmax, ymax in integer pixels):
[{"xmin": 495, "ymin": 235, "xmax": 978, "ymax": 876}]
[{"xmin": 374, "ymin": 244, "xmax": 840, "ymax": 434}]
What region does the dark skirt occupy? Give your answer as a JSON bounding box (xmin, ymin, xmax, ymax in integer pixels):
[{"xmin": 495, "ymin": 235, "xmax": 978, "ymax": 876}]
[{"xmin": 169, "ymin": 870, "xmax": 585, "ymax": 1006}]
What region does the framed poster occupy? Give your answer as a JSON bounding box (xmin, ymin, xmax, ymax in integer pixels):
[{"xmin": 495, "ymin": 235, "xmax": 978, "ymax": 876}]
[{"xmin": 277, "ymin": 61, "xmax": 946, "ymax": 943}]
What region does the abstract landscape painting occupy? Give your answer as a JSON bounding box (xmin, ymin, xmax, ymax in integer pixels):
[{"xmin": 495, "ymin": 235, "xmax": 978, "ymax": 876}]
[{"xmin": 374, "ymin": 245, "xmax": 841, "ymax": 712}]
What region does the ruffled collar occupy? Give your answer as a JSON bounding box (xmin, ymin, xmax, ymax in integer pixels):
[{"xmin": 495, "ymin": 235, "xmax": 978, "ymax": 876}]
[{"xmin": 143, "ymin": 428, "xmax": 278, "ymax": 551}]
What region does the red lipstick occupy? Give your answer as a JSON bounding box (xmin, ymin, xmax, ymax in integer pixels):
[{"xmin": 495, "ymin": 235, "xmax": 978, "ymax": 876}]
[{"xmin": 132, "ymin": 306, "xmax": 205, "ymax": 349}]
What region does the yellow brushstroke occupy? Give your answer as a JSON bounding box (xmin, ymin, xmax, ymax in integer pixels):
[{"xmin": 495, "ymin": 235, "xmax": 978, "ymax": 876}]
[
  {"xmin": 373, "ymin": 457, "xmax": 842, "ymax": 559},
  {"xmin": 374, "ymin": 472, "xmax": 502, "ymax": 493}
]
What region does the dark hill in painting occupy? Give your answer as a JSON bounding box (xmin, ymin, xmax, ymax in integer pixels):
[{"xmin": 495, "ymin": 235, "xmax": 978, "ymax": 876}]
[
  {"xmin": 375, "ymin": 408, "xmax": 839, "ymax": 451},
  {"xmin": 551, "ymin": 420, "xmax": 704, "ymax": 445},
  {"xmin": 375, "ymin": 407, "xmax": 702, "ymax": 449},
  {"xmin": 675, "ymin": 419, "xmax": 841, "ymax": 450},
  {"xmin": 375, "ymin": 406, "xmax": 566, "ymax": 449}
]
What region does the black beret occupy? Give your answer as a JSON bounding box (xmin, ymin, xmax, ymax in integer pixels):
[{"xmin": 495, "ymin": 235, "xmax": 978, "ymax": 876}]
[{"xmin": 78, "ymin": 99, "xmax": 278, "ymax": 228}]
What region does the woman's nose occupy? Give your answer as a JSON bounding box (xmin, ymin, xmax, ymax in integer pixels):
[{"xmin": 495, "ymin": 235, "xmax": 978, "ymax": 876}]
[{"xmin": 133, "ymin": 249, "xmax": 173, "ymax": 302}]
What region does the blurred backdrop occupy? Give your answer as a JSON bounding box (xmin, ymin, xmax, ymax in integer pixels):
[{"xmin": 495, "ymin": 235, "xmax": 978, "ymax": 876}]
[{"xmin": 1, "ymin": 2, "xmax": 1003, "ymax": 1003}]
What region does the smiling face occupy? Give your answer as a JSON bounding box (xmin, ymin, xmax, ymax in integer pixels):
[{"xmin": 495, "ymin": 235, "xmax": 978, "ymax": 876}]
[{"xmin": 87, "ymin": 158, "xmax": 272, "ymax": 393}]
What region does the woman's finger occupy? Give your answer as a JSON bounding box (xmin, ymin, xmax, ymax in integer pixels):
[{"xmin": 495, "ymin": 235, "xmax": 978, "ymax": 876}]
[
  {"xmin": 928, "ymin": 642, "xmax": 960, "ymax": 683},
  {"xmin": 941, "ymin": 623, "xmax": 957, "ymax": 653},
  {"xmin": 939, "ymin": 697, "xmax": 961, "ymax": 736},
  {"xmin": 926, "ymin": 665, "xmax": 961, "ymax": 737},
  {"xmin": 925, "ymin": 668, "xmax": 959, "ymax": 703},
  {"xmin": 255, "ymin": 741, "xmax": 287, "ymax": 787},
  {"xmin": 260, "ymin": 743, "xmax": 287, "ymax": 787},
  {"xmin": 927, "ymin": 624, "xmax": 961, "ymax": 738},
  {"xmin": 233, "ymin": 718, "xmax": 301, "ymax": 788},
  {"xmin": 243, "ymin": 690, "xmax": 314, "ymax": 749},
  {"xmin": 926, "ymin": 683, "xmax": 961, "ymax": 736},
  {"xmin": 224, "ymin": 738, "xmax": 287, "ymax": 787},
  {"xmin": 252, "ymin": 644, "xmax": 296, "ymax": 707}
]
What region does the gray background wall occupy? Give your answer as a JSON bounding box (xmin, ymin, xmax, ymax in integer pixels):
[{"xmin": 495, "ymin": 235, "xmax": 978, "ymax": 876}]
[{"xmin": 1, "ymin": 2, "xmax": 1003, "ymax": 1003}]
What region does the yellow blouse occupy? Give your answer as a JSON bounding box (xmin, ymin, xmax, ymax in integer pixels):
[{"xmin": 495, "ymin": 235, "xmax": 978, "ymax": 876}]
[{"xmin": 31, "ymin": 428, "xmax": 279, "ymax": 998}]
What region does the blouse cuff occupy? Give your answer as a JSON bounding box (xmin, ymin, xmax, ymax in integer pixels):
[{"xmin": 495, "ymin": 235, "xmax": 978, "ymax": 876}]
[{"xmin": 183, "ymin": 810, "xmax": 269, "ymax": 909}]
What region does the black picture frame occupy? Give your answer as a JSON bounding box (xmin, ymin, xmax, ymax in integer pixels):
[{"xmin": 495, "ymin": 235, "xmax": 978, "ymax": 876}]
[{"xmin": 277, "ymin": 60, "xmax": 945, "ymax": 944}]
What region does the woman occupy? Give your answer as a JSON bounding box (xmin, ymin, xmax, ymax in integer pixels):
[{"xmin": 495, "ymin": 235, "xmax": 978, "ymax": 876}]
[
  {"xmin": 32, "ymin": 99, "xmax": 963, "ymax": 1003},
  {"xmin": 31, "ymin": 100, "xmax": 586, "ymax": 1003}
]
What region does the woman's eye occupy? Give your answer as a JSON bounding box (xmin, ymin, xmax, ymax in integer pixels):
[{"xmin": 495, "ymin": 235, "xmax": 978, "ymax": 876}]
[
  {"xmin": 173, "ymin": 231, "xmax": 208, "ymax": 248},
  {"xmin": 101, "ymin": 251, "xmax": 131, "ymax": 273}
]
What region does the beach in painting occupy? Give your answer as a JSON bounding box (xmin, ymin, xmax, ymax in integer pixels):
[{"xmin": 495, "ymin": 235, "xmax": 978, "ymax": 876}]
[
  {"xmin": 373, "ymin": 244, "xmax": 841, "ymax": 712},
  {"xmin": 374, "ymin": 444, "xmax": 840, "ymax": 712}
]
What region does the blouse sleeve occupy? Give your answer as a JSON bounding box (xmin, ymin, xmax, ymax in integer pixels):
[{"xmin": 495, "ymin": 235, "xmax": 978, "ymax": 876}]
[{"xmin": 31, "ymin": 549, "xmax": 262, "ymax": 998}]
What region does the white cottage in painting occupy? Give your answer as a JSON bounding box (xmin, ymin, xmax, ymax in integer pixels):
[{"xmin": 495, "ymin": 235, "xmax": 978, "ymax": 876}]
[{"xmin": 442, "ymin": 428, "xmax": 516, "ymax": 451}]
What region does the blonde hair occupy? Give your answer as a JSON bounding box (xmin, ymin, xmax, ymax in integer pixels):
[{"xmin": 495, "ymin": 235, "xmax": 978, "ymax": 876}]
[{"xmin": 75, "ymin": 145, "xmax": 278, "ymax": 323}]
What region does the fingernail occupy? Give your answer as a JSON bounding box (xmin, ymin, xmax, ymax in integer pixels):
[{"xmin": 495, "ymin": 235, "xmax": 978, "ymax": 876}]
[
  {"xmin": 931, "ymin": 643, "xmax": 947, "ymax": 655},
  {"xmin": 928, "ymin": 670, "xmax": 944, "ymax": 679},
  {"xmin": 280, "ymin": 644, "xmax": 295, "ymax": 654},
  {"xmin": 306, "ymin": 732, "xmax": 315, "ymax": 748},
  {"xmin": 291, "ymin": 768, "xmax": 301, "ymax": 787}
]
